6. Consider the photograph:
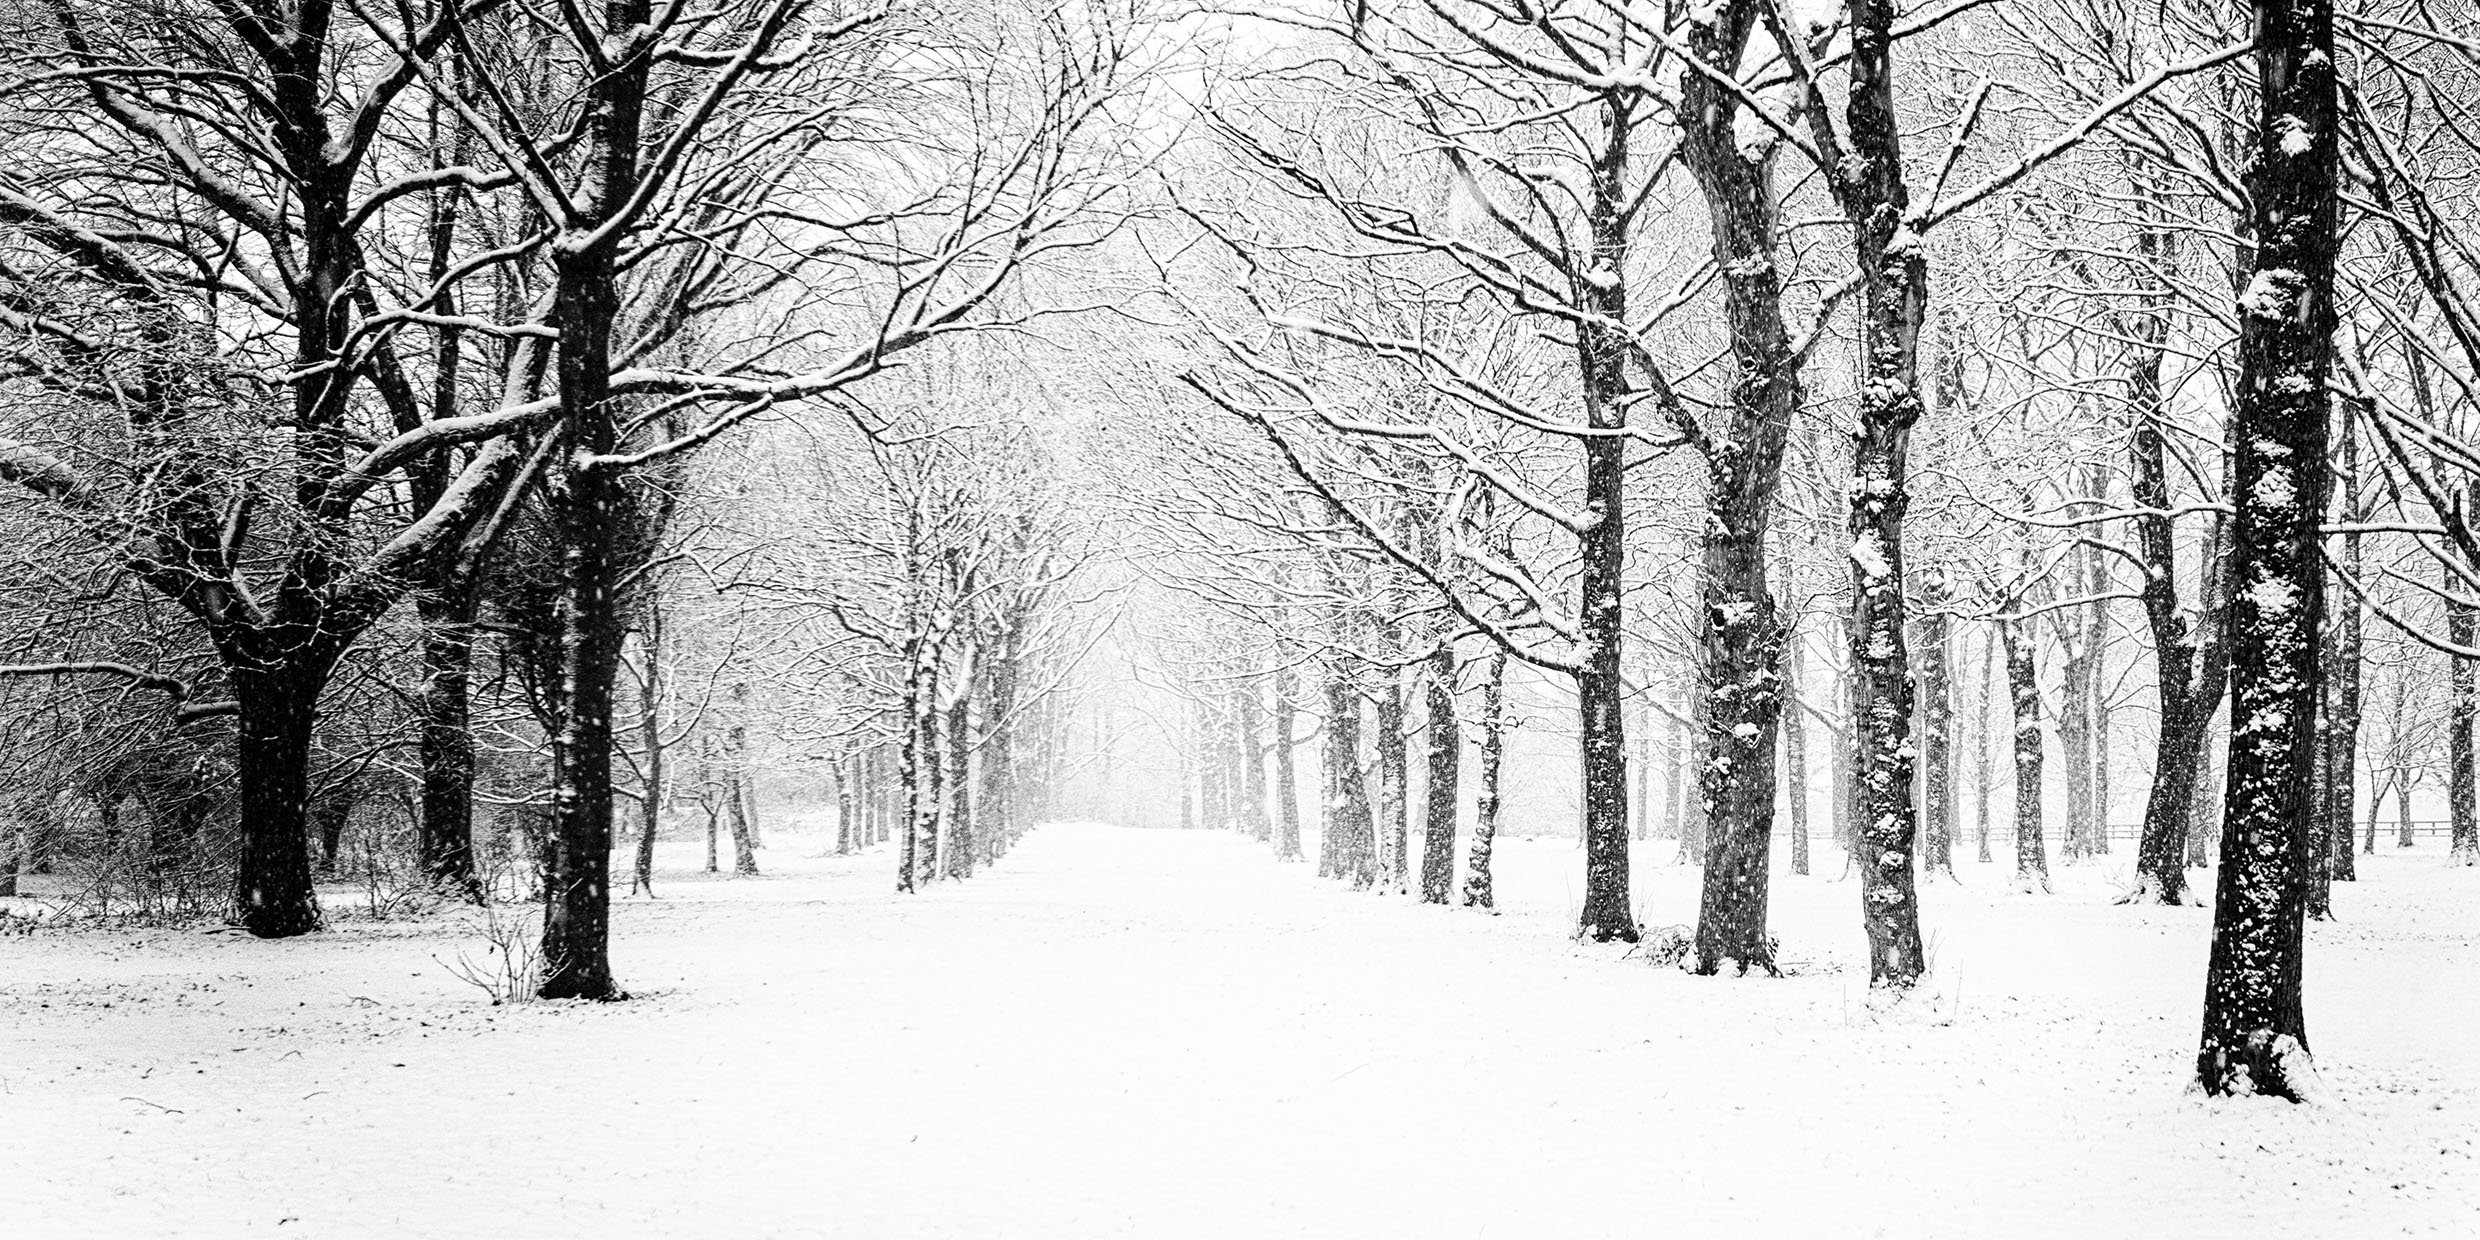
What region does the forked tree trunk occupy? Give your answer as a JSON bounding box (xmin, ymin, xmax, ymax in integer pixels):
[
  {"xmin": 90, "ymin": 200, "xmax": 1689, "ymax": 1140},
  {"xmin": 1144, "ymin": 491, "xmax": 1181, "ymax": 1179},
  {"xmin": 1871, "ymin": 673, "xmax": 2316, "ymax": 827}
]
[
  {"xmin": 2128, "ymin": 339, "xmax": 2225, "ymax": 903},
  {"xmin": 2392, "ymin": 773, "xmax": 2413, "ymax": 850},
  {"xmin": 723, "ymin": 769, "xmax": 759, "ymax": 877},
  {"xmin": 1419, "ymin": 646, "xmax": 1461, "ymax": 904},
  {"xmin": 2197, "ymin": 0, "xmax": 2336, "ymax": 1099},
  {"xmin": 532, "ymin": 0, "xmax": 659, "ymax": 1001},
  {"xmin": 1463, "ymin": 650, "xmax": 1508, "ymax": 909}
]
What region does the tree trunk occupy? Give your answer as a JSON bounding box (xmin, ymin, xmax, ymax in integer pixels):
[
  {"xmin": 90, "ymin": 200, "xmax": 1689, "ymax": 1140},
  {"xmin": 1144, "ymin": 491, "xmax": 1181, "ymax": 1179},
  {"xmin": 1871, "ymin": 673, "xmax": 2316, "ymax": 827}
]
[
  {"xmin": 1273, "ymin": 665, "xmax": 1303, "ymax": 861},
  {"xmin": 1569, "ymin": 85, "xmax": 1637, "ymax": 944},
  {"xmin": 2451, "ymin": 600, "xmax": 2478, "ymax": 864},
  {"xmin": 1974, "ymin": 628, "xmax": 1997, "ymax": 863},
  {"xmin": 944, "ymin": 694, "xmax": 972, "ymax": 880},
  {"xmin": 230, "ymin": 664, "xmax": 326, "ymax": 938},
  {"xmin": 1463, "ymin": 650, "xmax": 1508, "ymax": 909},
  {"xmin": 833, "ymin": 756, "xmax": 854, "ymax": 856},
  {"xmin": 417, "ymin": 586, "xmax": 482, "ymax": 899},
  {"xmin": 1199, "ymin": 699, "xmax": 1227, "ymax": 832},
  {"xmin": 630, "ymin": 610, "xmax": 665, "ymax": 898},
  {"xmin": 2197, "ymin": 0, "xmax": 2336, "ymax": 1099},
  {"xmin": 1237, "ymin": 680, "xmax": 1272, "ymax": 843},
  {"xmin": 2057, "ymin": 607, "xmax": 2098, "ymax": 863},
  {"xmin": 1419, "ymin": 646, "xmax": 1461, "ymax": 904},
  {"xmin": 1377, "ymin": 676, "xmax": 1410, "ymax": 894},
  {"xmin": 1917, "ymin": 575, "xmax": 1955, "ymax": 878},
  {"xmin": 982, "ymin": 650, "xmax": 1019, "ymax": 864},
  {"xmin": 2001, "ymin": 615, "xmax": 2049, "ymax": 892},
  {"xmin": 1784, "ymin": 649, "xmax": 1812, "ymax": 878},
  {"xmin": 2363, "ymin": 769, "xmax": 2383, "ymax": 856},
  {"xmin": 1678, "ymin": 1, "xmax": 1799, "ymax": 975},
  {"xmin": 2325, "ymin": 517, "xmax": 2360, "ymax": 884},
  {"xmin": 1666, "ymin": 709, "xmax": 1693, "ymax": 843},
  {"xmin": 314, "ymin": 778, "xmax": 356, "ymax": 877},
  {"xmin": 704, "ymin": 744, "xmax": 723, "ymax": 874},
  {"xmin": 1631, "ymin": 706, "xmax": 1650, "ymax": 842},
  {"xmin": 1834, "ymin": 0, "xmax": 1933, "ymax": 985},
  {"xmin": 2190, "ymin": 715, "xmax": 2223, "ymax": 867},
  {"xmin": 898, "ymin": 667, "xmax": 927, "ymax": 891},
  {"xmin": 722, "ymin": 769, "xmax": 758, "ymax": 877},
  {"xmin": 1679, "ymin": 663, "xmax": 1712, "ymax": 867},
  {"xmin": 1323, "ymin": 670, "xmax": 1377, "ymax": 888},
  {"xmin": 916, "ymin": 668, "xmax": 942, "ymax": 885}
]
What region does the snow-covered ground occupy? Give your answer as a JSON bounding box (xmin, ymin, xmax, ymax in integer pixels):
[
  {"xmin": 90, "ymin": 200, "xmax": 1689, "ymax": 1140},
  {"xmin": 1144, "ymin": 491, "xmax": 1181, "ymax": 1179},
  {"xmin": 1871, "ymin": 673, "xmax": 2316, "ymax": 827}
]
[{"xmin": 4, "ymin": 823, "xmax": 2475, "ymax": 1238}]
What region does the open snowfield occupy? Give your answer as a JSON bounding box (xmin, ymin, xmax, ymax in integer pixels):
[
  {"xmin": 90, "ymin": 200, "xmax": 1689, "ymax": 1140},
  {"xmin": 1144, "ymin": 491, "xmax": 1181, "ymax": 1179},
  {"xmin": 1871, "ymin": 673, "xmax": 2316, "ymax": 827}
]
[{"xmin": 4, "ymin": 821, "xmax": 2476, "ymax": 1239}]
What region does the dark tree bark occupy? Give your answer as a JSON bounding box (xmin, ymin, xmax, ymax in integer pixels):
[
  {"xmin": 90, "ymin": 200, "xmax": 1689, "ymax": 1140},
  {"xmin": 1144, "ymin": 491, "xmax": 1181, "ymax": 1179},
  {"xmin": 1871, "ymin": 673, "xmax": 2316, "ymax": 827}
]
[
  {"xmin": 1419, "ymin": 646, "xmax": 1461, "ymax": 904},
  {"xmin": 1680, "ymin": 2, "xmax": 1800, "ymax": 977},
  {"xmin": 2197, "ymin": 0, "xmax": 2337, "ymax": 1100},
  {"xmin": 2317, "ymin": 411, "xmax": 2364, "ymax": 893},
  {"xmin": 230, "ymin": 661, "xmax": 331, "ymax": 937},
  {"xmin": 1572, "ymin": 116, "xmax": 1636, "ymax": 942},
  {"xmin": 2128, "ymin": 309, "xmax": 2231, "ymax": 902},
  {"xmin": 898, "ymin": 664, "xmax": 928, "ymax": 891},
  {"xmin": 314, "ymin": 777, "xmax": 356, "ymax": 877},
  {"xmin": 2001, "ymin": 615, "xmax": 2050, "ymax": 893},
  {"xmin": 1463, "ymin": 650, "xmax": 1509, "ymax": 910},
  {"xmin": 2451, "ymin": 599, "xmax": 2478, "ymax": 865},
  {"xmin": 629, "ymin": 604, "xmax": 665, "ymax": 898},
  {"xmin": 418, "ymin": 584, "xmax": 483, "ymax": 901}
]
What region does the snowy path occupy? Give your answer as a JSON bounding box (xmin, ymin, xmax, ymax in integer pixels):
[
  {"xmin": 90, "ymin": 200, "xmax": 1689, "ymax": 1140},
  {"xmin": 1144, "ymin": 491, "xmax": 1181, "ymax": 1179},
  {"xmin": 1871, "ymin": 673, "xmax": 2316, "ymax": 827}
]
[{"xmin": 4, "ymin": 823, "xmax": 2477, "ymax": 1238}]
